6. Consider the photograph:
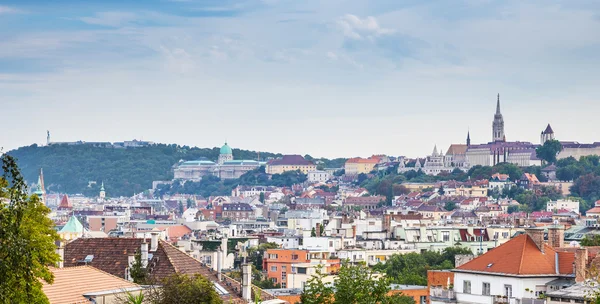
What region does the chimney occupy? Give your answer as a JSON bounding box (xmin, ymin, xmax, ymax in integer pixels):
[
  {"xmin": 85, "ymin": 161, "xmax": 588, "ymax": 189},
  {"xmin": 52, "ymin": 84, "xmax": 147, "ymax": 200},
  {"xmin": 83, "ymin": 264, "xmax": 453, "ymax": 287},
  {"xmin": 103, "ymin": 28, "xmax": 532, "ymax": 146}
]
[
  {"xmin": 547, "ymin": 226, "xmax": 564, "ymax": 248},
  {"xmin": 150, "ymin": 232, "xmax": 159, "ymax": 252},
  {"xmin": 455, "ymin": 254, "xmax": 475, "ymax": 267},
  {"xmin": 221, "ymin": 237, "xmax": 228, "ymax": 256},
  {"xmin": 575, "ymin": 248, "xmax": 588, "ymax": 283},
  {"xmin": 316, "ymin": 223, "xmax": 321, "ymax": 237},
  {"xmin": 242, "ymin": 263, "xmax": 252, "ymax": 302},
  {"xmin": 140, "ymin": 242, "xmax": 149, "ymax": 268},
  {"xmin": 352, "ymin": 225, "xmax": 357, "ymax": 238},
  {"xmin": 383, "ymin": 214, "xmax": 391, "ymax": 232},
  {"xmin": 216, "ymin": 249, "xmax": 223, "ymax": 281},
  {"xmin": 56, "ymin": 241, "xmax": 64, "ymax": 268},
  {"xmin": 525, "ymin": 228, "xmax": 545, "ymax": 253}
]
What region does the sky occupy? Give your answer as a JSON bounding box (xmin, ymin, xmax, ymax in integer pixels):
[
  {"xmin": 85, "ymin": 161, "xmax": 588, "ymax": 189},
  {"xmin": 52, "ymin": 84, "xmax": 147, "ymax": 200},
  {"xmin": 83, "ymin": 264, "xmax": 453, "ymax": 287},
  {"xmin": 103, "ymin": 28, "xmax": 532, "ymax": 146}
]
[{"xmin": 1, "ymin": 0, "xmax": 600, "ymax": 158}]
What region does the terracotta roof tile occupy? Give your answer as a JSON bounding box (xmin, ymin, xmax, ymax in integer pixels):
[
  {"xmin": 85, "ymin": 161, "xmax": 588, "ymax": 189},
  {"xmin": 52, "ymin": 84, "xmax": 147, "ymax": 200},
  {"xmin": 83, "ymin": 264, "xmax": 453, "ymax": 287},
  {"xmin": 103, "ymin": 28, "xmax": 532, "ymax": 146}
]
[
  {"xmin": 456, "ymin": 234, "xmax": 574, "ymax": 276},
  {"xmin": 42, "ymin": 266, "xmax": 139, "ymax": 304}
]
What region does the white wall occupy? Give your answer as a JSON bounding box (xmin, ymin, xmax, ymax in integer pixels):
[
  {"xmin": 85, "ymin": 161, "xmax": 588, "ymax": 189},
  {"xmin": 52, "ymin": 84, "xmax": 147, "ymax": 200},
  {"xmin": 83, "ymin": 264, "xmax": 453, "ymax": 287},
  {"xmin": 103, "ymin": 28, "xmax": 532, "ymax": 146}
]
[{"xmin": 454, "ymin": 272, "xmax": 558, "ymax": 302}]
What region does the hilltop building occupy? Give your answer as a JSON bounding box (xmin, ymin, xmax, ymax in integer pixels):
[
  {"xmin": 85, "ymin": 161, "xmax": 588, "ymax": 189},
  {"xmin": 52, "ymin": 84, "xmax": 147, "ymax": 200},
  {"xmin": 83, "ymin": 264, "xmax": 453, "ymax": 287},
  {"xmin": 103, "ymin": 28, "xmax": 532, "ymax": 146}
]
[
  {"xmin": 173, "ymin": 142, "xmax": 263, "ymax": 181},
  {"xmin": 266, "ymin": 155, "xmax": 316, "ymax": 174},
  {"xmin": 344, "ymin": 156, "xmax": 381, "ymax": 175}
]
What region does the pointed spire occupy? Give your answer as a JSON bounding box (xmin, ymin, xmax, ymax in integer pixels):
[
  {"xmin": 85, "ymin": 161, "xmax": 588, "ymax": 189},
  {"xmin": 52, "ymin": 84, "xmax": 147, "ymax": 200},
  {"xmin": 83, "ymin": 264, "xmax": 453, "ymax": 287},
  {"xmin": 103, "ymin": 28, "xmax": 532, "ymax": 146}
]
[
  {"xmin": 496, "ymin": 93, "xmax": 501, "ymax": 115},
  {"xmin": 467, "ymin": 130, "xmax": 471, "ymax": 147},
  {"xmin": 432, "ymin": 145, "xmax": 438, "ymax": 156},
  {"xmin": 100, "ymin": 181, "xmax": 105, "ymax": 191}
]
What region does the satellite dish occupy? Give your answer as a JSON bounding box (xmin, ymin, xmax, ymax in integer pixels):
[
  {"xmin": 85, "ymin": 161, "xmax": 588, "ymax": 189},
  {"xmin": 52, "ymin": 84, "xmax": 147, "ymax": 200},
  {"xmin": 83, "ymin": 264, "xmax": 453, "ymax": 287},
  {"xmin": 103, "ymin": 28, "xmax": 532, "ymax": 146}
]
[{"xmin": 570, "ymin": 241, "xmax": 579, "ymax": 247}]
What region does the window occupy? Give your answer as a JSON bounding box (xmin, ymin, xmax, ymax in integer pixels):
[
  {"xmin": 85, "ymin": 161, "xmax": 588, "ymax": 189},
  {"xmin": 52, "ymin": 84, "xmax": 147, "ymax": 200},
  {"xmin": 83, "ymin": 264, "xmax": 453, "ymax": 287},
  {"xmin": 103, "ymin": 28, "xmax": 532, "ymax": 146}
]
[
  {"xmin": 270, "ymin": 266, "xmax": 277, "ymax": 272},
  {"xmin": 282, "ymin": 266, "xmax": 287, "ymax": 271},
  {"xmin": 420, "ymin": 296, "xmax": 426, "ymax": 304},
  {"xmin": 504, "ymin": 285, "xmax": 512, "ymax": 298},
  {"xmin": 271, "ymin": 278, "xmax": 277, "ymax": 283},
  {"xmin": 281, "ymin": 283, "xmax": 286, "ymax": 288},
  {"xmin": 463, "ymin": 281, "xmax": 471, "ymax": 294},
  {"xmin": 442, "ymin": 231, "xmax": 450, "ymax": 242},
  {"xmin": 269, "ymin": 254, "xmax": 278, "ymax": 259},
  {"xmin": 297, "ymin": 267, "xmax": 307, "ymax": 274},
  {"xmin": 482, "ymin": 282, "xmax": 490, "ymax": 296}
]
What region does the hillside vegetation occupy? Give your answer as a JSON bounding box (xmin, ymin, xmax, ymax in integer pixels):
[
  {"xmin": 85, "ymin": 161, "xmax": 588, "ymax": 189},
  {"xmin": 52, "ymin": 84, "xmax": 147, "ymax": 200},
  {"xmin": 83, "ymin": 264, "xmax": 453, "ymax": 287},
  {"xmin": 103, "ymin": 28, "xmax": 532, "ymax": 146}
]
[{"xmin": 8, "ymin": 144, "xmax": 283, "ymax": 197}]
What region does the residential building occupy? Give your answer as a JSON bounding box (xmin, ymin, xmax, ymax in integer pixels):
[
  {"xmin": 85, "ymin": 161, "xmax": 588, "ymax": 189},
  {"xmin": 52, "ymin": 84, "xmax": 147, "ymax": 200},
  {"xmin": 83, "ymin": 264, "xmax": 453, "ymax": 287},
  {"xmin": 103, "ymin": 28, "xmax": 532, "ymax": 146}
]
[
  {"xmin": 266, "ymin": 155, "xmax": 316, "ymax": 174},
  {"xmin": 345, "ymin": 156, "xmax": 380, "ymax": 175},
  {"xmin": 222, "ymin": 203, "xmax": 255, "ymax": 221},
  {"xmin": 547, "ymin": 199, "xmax": 580, "ymax": 214},
  {"xmin": 441, "ymin": 229, "xmax": 578, "ymax": 304},
  {"xmin": 307, "ymin": 170, "xmax": 331, "ymax": 183},
  {"xmin": 344, "ymin": 196, "xmax": 386, "ymax": 210}
]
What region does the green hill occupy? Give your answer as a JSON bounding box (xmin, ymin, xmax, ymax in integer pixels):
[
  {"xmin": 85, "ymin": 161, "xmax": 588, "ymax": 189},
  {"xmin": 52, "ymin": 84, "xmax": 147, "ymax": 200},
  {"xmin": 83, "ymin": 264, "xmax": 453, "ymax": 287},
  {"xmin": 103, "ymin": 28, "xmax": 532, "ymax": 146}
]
[
  {"xmin": 8, "ymin": 143, "xmax": 283, "ymax": 197},
  {"xmin": 8, "ymin": 144, "xmax": 347, "ymax": 197}
]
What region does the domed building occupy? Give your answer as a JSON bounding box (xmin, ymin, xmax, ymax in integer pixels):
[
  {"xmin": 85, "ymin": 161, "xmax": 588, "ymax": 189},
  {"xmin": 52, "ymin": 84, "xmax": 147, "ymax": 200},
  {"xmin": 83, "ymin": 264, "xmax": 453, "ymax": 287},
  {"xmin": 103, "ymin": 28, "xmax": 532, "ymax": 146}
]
[
  {"xmin": 218, "ymin": 142, "xmax": 233, "ymax": 165},
  {"xmin": 173, "ymin": 142, "xmax": 265, "ymax": 181}
]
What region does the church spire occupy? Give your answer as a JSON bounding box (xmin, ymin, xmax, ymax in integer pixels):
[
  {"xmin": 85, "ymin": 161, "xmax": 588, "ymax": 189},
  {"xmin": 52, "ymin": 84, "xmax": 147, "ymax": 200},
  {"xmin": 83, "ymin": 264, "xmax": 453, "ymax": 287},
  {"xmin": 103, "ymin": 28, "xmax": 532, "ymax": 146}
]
[
  {"xmin": 467, "ymin": 130, "xmax": 471, "ymax": 147},
  {"xmin": 496, "ymin": 93, "xmax": 501, "ymax": 115}
]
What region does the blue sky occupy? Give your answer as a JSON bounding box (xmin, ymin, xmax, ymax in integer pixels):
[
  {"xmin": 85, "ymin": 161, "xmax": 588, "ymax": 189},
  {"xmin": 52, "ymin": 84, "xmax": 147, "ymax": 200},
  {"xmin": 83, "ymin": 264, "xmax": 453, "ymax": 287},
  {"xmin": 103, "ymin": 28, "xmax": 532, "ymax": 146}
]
[{"xmin": 1, "ymin": 0, "xmax": 600, "ymax": 158}]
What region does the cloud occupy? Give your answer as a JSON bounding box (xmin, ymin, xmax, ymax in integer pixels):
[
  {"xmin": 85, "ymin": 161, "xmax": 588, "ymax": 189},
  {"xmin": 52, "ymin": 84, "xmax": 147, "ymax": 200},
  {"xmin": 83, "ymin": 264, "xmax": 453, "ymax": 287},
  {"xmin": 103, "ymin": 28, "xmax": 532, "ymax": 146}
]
[
  {"xmin": 79, "ymin": 12, "xmax": 138, "ymax": 27},
  {"xmin": 336, "ymin": 14, "xmax": 394, "ymax": 41},
  {"xmin": 0, "ymin": 5, "xmax": 19, "ymax": 14}
]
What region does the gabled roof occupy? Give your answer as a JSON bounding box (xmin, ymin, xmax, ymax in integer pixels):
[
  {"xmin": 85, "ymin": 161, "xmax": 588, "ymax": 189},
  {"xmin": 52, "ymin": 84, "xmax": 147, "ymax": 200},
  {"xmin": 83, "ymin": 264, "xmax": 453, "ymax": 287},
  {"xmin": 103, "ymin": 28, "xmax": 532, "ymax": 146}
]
[
  {"xmin": 42, "ymin": 266, "xmax": 140, "ymax": 304},
  {"xmin": 456, "ymin": 234, "xmax": 575, "ymax": 276},
  {"xmin": 544, "ymin": 124, "xmax": 554, "ymax": 134}
]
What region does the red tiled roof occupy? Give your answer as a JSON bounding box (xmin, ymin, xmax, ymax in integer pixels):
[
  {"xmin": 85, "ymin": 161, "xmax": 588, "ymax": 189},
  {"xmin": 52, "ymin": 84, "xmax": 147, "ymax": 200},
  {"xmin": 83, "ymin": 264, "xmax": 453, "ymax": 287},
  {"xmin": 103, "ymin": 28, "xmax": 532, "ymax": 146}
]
[{"xmin": 456, "ymin": 234, "xmax": 574, "ymax": 276}]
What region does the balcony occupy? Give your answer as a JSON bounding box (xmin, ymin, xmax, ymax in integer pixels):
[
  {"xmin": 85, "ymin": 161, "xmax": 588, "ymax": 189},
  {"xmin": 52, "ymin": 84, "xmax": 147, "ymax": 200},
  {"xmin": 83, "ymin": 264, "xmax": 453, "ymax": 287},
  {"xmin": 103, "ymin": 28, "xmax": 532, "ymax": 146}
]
[{"xmin": 430, "ymin": 288, "xmax": 456, "ymax": 303}]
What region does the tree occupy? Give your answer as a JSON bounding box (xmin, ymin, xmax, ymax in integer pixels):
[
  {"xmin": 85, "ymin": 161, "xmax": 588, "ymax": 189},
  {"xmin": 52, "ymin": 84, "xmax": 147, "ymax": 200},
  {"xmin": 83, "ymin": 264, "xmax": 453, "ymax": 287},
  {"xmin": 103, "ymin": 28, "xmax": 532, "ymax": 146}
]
[
  {"xmin": 438, "ymin": 185, "xmax": 445, "ymax": 196},
  {"xmin": 178, "ymin": 201, "xmax": 184, "ymax": 214},
  {"xmin": 581, "ymin": 235, "xmax": 600, "ymax": 247},
  {"xmin": 300, "ymin": 262, "xmax": 415, "ymax": 304},
  {"xmin": 444, "ymin": 202, "xmax": 456, "ymax": 211},
  {"xmin": 0, "ymin": 154, "xmax": 61, "ymax": 303},
  {"xmin": 259, "ymin": 192, "xmax": 265, "ymax": 203},
  {"xmin": 507, "ymin": 205, "xmax": 519, "ymax": 214},
  {"xmin": 311, "ymin": 227, "xmax": 317, "ymax": 237},
  {"xmin": 146, "ymin": 273, "xmax": 222, "ymax": 304},
  {"xmin": 129, "ymin": 251, "xmax": 148, "ymax": 284},
  {"xmin": 536, "ymin": 139, "xmax": 563, "ymax": 164},
  {"xmin": 186, "ymin": 198, "xmax": 194, "ymax": 209}
]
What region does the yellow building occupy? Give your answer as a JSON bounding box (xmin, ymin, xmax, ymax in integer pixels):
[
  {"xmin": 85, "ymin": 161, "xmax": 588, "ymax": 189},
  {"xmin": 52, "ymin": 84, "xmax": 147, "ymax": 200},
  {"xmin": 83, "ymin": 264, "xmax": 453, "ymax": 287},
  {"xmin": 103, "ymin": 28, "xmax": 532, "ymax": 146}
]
[
  {"xmin": 344, "ymin": 156, "xmax": 381, "ymax": 175},
  {"xmin": 266, "ymin": 155, "xmax": 316, "ymax": 174}
]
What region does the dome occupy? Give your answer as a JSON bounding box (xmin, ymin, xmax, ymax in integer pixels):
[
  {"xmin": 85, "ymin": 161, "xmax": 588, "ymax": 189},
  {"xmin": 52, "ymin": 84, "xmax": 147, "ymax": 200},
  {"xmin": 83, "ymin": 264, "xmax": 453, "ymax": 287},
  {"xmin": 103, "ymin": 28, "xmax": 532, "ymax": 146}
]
[{"xmin": 220, "ymin": 142, "xmax": 233, "ymax": 155}]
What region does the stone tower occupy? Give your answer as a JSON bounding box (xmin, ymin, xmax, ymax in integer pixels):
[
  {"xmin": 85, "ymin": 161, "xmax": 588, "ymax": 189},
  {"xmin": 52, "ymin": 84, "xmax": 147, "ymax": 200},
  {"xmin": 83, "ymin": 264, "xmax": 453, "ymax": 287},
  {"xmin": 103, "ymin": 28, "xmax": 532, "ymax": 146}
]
[
  {"xmin": 218, "ymin": 142, "xmax": 233, "ymax": 165},
  {"xmin": 466, "ymin": 131, "xmax": 471, "ymax": 147},
  {"xmin": 492, "ymin": 94, "xmax": 505, "ymax": 142},
  {"xmin": 541, "ymin": 124, "xmax": 555, "ymax": 144}
]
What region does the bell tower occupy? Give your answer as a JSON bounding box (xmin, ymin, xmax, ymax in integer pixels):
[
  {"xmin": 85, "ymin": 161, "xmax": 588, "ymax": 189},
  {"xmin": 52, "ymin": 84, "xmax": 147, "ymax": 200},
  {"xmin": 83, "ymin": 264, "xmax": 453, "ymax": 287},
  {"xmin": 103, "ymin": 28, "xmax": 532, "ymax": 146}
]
[{"xmin": 492, "ymin": 94, "xmax": 505, "ymax": 142}]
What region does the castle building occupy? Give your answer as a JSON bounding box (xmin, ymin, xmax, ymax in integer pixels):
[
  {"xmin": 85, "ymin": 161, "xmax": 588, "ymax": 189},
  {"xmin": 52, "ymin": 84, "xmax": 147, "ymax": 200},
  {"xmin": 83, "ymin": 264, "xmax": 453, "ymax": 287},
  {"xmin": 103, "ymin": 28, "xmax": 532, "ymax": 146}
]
[{"xmin": 173, "ymin": 142, "xmax": 263, "ymax": 181}]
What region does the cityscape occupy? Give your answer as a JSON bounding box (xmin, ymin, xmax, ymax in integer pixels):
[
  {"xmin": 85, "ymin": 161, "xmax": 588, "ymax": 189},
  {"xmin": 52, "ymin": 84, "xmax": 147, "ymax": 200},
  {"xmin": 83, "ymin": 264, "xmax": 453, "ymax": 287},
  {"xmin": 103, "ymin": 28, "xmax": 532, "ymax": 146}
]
[{"xmin": 2, "ymin": 1, "xmax": 600, "ymax": 304}]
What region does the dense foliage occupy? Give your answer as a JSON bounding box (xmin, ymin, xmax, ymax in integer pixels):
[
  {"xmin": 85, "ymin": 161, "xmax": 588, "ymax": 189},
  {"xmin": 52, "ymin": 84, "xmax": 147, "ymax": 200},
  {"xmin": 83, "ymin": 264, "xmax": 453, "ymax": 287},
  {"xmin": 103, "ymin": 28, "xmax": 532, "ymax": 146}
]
[
  {"xmin": 0, "ymin": 154, "xmax": 61, "ymax": 303},
  {"xmin": 8, "ymin": 144, "xmax": 286, "ymax": 197},
  {"xmin": 301, "ymin": 261, "xmax": 415, "ymax": 304},
  {"xmin": 145, "ymin": 273, "xmax": 222, "ymax": 304},
  {"xmin": 373, "ymin": 247, "xmax": 473, "ymax": 286},
  {"xmin": 536, "ymin": 139, "xmax": 563, "ymax": 164}
]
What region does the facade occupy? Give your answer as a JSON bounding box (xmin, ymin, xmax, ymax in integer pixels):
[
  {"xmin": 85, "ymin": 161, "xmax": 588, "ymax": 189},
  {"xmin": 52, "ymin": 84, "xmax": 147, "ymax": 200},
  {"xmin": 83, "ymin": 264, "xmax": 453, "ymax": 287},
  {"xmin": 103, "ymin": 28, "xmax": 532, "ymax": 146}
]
[
  {"xmin": 222, "ymin": 203, "xmax": 255, "ymax": 221},
  {"xmin": 344, "ymin": 156, "xmax": 380, "ymax": 175},
  {"xmin": 307, "ymin": 170, "xmax": 331, "ymax": 183},
  {"xmin": 547, "ymin": 199, "xmax": 580, "ymax": 214},
  {"xmin": 266, "ymin": 155, "xmax": 316, "ymax": 174}
]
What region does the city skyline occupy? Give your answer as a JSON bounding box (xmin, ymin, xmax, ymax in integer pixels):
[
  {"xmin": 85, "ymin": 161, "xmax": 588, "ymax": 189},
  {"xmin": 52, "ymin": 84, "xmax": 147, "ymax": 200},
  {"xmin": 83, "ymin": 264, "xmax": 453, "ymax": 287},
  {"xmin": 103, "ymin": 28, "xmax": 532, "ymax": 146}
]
[{"xmin": 2, "ymin": 0, "xmax": 600, "ymax": 158}]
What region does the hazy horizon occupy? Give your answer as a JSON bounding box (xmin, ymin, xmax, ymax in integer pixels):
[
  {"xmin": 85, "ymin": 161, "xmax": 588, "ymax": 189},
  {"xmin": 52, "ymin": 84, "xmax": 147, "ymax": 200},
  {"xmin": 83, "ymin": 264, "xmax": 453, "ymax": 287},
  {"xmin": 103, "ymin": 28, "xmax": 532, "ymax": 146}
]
[{"xmin": 2, "ymin": 0, "xmax": 599, "ymax": 158}]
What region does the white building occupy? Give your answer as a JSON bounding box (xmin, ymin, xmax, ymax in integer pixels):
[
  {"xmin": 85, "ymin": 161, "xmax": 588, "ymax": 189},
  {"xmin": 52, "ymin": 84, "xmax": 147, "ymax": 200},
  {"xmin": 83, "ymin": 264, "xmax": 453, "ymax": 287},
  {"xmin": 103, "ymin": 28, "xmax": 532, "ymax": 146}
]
[
  {"xmin": 547, "ymin": 199, "xmax": 580, "ymax": 214},
  {"xmin": 307, "ymin": 171, "xmax": 331, "ymax": 183},
  {"xmin": 433, "ymin": 229, "xmax": 579, "ymax": 304}
]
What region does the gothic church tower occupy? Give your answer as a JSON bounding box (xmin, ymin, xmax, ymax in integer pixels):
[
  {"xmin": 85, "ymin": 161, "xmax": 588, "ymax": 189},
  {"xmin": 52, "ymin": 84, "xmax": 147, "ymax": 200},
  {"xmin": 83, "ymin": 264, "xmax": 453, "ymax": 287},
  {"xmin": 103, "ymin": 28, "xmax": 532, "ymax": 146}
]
[{"xmin": 492, "ymin": 94, "xmax": 505, "ymax": 142}]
